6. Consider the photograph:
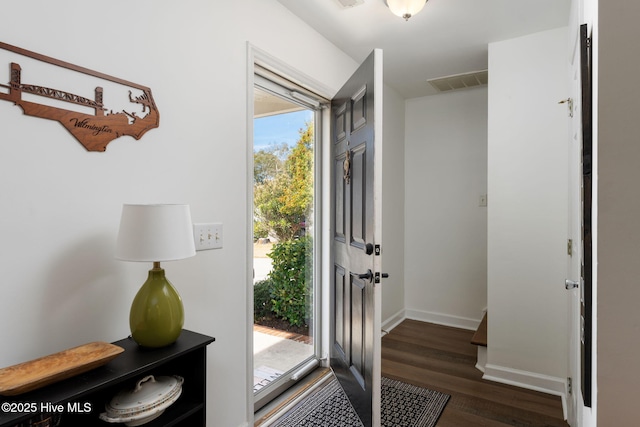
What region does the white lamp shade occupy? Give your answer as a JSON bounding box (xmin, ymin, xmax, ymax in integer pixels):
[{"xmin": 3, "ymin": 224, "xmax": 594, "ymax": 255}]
[
  {"xmin": 116, "ymin": 204, "xmax": 196, "ymax": 262},
  {"xmin": 386, "ymin": 0, "xmax": 427, "ymax": 18}
]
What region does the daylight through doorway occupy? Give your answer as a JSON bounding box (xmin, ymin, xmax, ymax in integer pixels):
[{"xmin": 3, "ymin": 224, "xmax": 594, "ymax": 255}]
[{"xmin": 252, "ymin": 80, "xmax": 321, "ymax": 411}]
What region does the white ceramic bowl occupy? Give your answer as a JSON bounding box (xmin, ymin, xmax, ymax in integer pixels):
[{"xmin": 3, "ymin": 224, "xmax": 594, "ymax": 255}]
[{"xmin": 99, "ymin": 375, "xmax": 184, "ymax": 426}]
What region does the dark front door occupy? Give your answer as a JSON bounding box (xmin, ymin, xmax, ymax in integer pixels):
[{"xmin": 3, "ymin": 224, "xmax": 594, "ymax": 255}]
[{"xmin": 330, "ymin": 50, "xmax": 381, "ymax": 427}]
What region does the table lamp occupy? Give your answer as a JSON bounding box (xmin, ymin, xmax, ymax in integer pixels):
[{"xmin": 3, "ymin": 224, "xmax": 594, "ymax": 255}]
[{"xmin": 115, "ymin": 204, "xmax": 196, "ymax": 348}]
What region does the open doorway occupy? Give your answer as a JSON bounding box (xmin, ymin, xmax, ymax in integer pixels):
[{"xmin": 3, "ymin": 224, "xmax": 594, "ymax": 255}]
[{"xmin": 252, "ymin": 71, "xmax": 325, "ymax": 410}]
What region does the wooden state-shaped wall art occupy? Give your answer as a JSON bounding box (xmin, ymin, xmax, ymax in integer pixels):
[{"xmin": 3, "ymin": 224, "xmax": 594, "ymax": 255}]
[{"xmin": 0, "ymin": 42, "xmax": 159, "ymax": 152}]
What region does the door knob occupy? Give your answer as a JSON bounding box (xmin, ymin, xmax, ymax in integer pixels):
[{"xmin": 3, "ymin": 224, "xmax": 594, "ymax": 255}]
[
  {"xmin": 365, "ymin": 243, "xmax": 374, "ymax": 255},
  {"xmin": 565, "ymin": 279, "xmax": 579, "ymax": 290},
  {"xmin": 357, "ymin": 270, "xmax": 389, "ymax": 283},
  {"xmin": 358, "ymin": 270, "xmax": 373, "ymax": 281}
]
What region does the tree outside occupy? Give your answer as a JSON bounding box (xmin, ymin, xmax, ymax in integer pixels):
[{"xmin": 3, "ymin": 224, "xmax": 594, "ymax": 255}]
[{"xmin": 254, "ymin": 122, "xmax": 313, "ymax": 242}]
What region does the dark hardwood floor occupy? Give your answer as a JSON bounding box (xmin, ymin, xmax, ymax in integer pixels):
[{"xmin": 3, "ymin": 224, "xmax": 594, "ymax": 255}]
[{"xmin": 382, "ymin": 320, "xmax": 569, "ymax": 427}]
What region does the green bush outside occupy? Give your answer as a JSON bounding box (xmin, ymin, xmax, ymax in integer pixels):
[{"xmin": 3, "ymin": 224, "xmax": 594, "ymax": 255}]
[
  {"xmin": 265, "ymin": 236, "xmax": 312, "ymax": 327},
  {"xmin": 253, "ymin": 279, "xmax": 274, "ymax": 321}
]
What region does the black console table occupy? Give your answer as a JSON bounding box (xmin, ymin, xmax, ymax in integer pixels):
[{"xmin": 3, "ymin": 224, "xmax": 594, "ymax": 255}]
[{"xmin": 0, "ymin": 330, "xmax": 215, "ymax": 427}]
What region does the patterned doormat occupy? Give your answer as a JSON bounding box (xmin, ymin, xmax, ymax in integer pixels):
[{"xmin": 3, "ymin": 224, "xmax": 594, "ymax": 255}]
[{"xmin": 272, "ymin": 375, "xmax": 449, "ymax": 427}]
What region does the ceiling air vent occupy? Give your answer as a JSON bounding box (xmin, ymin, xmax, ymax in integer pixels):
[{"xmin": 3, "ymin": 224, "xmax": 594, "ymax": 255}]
[
  {"xmin": 334, "ymin": 0, "xmax": 365, "ymax": 8},
  {"xmin": 428, "ymin": 70, "xmax": 488, "ymax": 93}
]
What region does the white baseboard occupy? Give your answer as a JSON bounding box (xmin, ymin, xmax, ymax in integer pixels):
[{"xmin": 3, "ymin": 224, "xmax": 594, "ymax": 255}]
[
  {"xmin": 381, "ymin": 309, "xmax": 406, "ymax": 333},
  {"xmin": 483, "ymin": 363, "xmax": 566, "ymax": 396},
  {"xmin": 475, "ymin": 346, "xmax": 487, "ymax": 373},
  {"xmin": 483, "ymin": 363, "xmax": 567, "ymax": 419},
  {"xmin": 404, "ymin": 308, "xmax": 481, "ymax": 331}
]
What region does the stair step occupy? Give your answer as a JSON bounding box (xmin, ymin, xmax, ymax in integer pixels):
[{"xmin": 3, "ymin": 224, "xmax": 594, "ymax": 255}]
[{"xmin": 471, "ymin": 312, "xmax": 487, "ymax": 347}]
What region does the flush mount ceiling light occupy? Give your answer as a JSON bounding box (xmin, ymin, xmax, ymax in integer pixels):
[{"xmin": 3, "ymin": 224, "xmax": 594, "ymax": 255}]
[{"xmin": 385, "ymin": 0, "xmax": 428, "ymax": 21}]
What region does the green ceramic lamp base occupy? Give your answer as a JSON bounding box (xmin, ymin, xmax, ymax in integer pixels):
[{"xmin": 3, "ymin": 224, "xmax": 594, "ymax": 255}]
[{"xmin": 129, "ymin": 264, "xmax": 184, "ymax": 348}]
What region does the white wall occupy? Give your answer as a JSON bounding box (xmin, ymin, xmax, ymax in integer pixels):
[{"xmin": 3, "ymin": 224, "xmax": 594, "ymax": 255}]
[
  {"xmin": 403, "ymin": 88, "xmax": 488, "ymax": 329},
  {"xmin": 0, "ymin": 1, "xmax": 356, "ymax": 426},
  {"xmin": 486, "ymin": 28, "xmax": 569, "ymax": 394},
  {"xmin": 381, "ymin": 84, "xmax": 406, "ymax": 326},
  {"xmin": 597, "ymin": 0, "xmax": 640, "ymax": 424}
]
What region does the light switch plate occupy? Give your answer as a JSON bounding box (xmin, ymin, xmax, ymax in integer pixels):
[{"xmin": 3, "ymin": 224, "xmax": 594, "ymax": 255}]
[{"xmin": 193, "ymin": 223, "xmax": 223, "ymax": 250}]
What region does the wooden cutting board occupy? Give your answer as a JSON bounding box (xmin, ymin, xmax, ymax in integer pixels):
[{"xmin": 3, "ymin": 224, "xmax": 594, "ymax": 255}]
[{"xmin": 0, "ymin": 342, "xmax": 124, "ymax": 396}]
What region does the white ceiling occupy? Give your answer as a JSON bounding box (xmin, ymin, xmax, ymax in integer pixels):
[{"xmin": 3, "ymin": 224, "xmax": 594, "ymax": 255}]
[{"xmin": 278, "ymin": 0, "xmax": 571, "ymax": 98}]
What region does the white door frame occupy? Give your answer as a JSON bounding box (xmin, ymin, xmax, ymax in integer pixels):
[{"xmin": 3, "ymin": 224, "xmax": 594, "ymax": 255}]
[
  {"xmin": 246, "ymin": 43, "xmax": 335, "ymax": 423},
  {"xmin": 566, "ymin": 0, "xmax": 597, "ymax": 423}
]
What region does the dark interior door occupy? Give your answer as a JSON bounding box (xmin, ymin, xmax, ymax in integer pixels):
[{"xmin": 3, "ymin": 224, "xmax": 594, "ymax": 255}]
[
  {"xmin": 579, "ymin": 23, "xmax": 593, "ymax": 408},
  {"xmin": 330, "ymin": 50, "xmax": 379, "ymax": 427}
]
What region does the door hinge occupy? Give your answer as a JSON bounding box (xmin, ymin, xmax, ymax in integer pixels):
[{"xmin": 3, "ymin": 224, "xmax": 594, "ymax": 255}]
[
  {"xmin": 565, "ymin": 279, "xmax": 579, "ymax": 290},
  {"xmin": 567, "ymin": 239, "xmax": 573, "ymax": 256},
  {"xmin": 558, "ymin": 98, "xmax": 574, "ymax": 117},
  {"xmin": 567, "ymin": 377, "xmax": 572, "ymax": 395}
]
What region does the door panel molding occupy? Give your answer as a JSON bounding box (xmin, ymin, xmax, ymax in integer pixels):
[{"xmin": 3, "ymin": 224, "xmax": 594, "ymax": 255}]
[
  {"xmin": 334, "ymin": 264, "xmax": 348, "ymax": 360},
  {"xmin": 350, "ymin": 144, "xmax": 367, "ymax": 249}
]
